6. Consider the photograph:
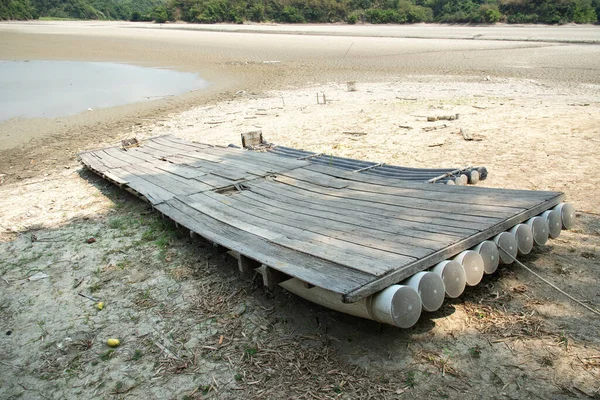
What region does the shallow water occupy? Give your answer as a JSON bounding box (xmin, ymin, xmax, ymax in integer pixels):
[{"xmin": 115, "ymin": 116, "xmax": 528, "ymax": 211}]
[{"xmin": 0, "ymin": 60, "xmax": 209, "ymax": 122}]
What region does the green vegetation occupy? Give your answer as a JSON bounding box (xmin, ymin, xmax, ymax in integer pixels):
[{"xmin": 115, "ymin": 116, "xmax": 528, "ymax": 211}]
[
  {"xmin": 154, "ymin": 0, "xmax": 598, "ymax": 24},
  {"xmin": 1, "ymin": 0, "xmax": 598, "ymax": 24},
  {"xmin": 1, "ymin": 0, "xmax": 162, "ymax": 21}
]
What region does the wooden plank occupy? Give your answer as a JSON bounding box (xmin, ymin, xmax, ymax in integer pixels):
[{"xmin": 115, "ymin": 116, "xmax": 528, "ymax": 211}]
[
  {"xmin": 204, "ymin": 146, "xmax": 310, "ymax": 170},
  {"xmin": 79, "ymin": 152, "xmax": 109, "ymax": 173},
  {"xmin": 103, "ymin": 147, "xmax": 148, "ymax": 166},
  {"xmin": 108, "ymin": 167, "xmax": 174, "ymax": 204},
  {"xmin": 343, "ymin": 192, "xmax": 565, "ymax": 302},
  {"xmin": 254, "ymin": 178, "xmax": 499, "ymax": 230},
  {"xmin": 125, "ymin": 162, "xmax": 218, "ymax": 197},
  {"xmin": 145, "ymin": 153, "xmax": 237, "ymax": 188},
  {"xmin": 143, "ymin": 138, "xmax": 197, "ymax": 155},
  {"xmin": 103, "ymin": 169, "xmax": 129, "ymax": 185},
  {"xmin": 134, "ymin": 143, "xmax": 180, "ymax": 159},
  {"xmin": 274, "ymin": 174, "xmax": 517, "ymax": 219},
  {"xmin": 151, "ymin": 135, "xmax": 213, "ymax": 150},
  {"xmin": 95, "ymin": 150, "xmax": 133, "ymax": 169},
  {"xmin": 305, "ymin": 163, "xmax": 555, "ymax": 199},
  {"xmin": 182, "ymin": 152, "xmax": 288, "ymax": 177},
  {"xmin": 249, "ymin": 179, "xmax": 492, "ymax": 233},
  {"xmin": 152, "ymin": 162, "xmax": 207, "ymax": 180},
  {"xmin": 122, "ymin": 147, "xmax": 166, "ymax": 163},
  {"xmin": 238, "ymin": 186, "xmax": 464, "ymax": 244},
  {"xmin": 156, "ymin": 135, "xmax": 214, "ymax": 151},
  {"xmin": 163, "ymin": 153, "xmax": 255, "ymax": 181},
  {"xmin": 279, "ymin": 169, "xmax": 527, "ymax": 216},
  {"xmin": 183, "ymin": 192, "xmax": 415, "ymax": 276},
  {"xmin": 205, "ymin": 190, "xmax": 439, "ymax": 258},
  {"xmin": 285, "ymin": 167, "xmax": 549, "ymax": 208},
  {"xmin": 149, "ymin": 136, "xmax": 214, "ymax": 155},
  {"xmin": 121, "ymin": 164, "xmax": 191, "ymax": 197},
  {"xmin": 157, "ymin": 199, "xmax": 373, "ymax": 294}
]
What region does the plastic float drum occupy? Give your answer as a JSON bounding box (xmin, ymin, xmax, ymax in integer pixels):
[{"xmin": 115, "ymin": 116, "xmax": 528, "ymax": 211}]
[
  {"xmin": 493, "ymin": 232, "xmax": 518, "ymax": 264},
  {"xmin": 453, "ymin": 250, "xmax": 484, "ymax": 286},
  {"xmin": 431, "ymin": 260, "xmax": 466, "ymax": 298},
  {"xmin": 510, "ymin": 224, "xmax": 534, "ymax": 255},
  {"xmin": 468, "ymin": 170, "xmax": 480, "ymax": 185},
  {"xmin": 472, "ymin": 240, "xmax": 500, "ymax": 274},
  {"xmin": 405, "ymin": 271, "xmax": 446, "ymax": 312},
  {"xmin": 554, "ymin": 202, "xmax": 576, "ymax": 230},
  {"xmin": 526, "ymin": 216, "xmax": 549, "ymax": 246},
  {"xmin": 371, "ymin": 285, "xmax": 422, "ymax": 328},
  {"xmin": 541, "ymin": 209, "xmax": 562, "ymax": 239}
]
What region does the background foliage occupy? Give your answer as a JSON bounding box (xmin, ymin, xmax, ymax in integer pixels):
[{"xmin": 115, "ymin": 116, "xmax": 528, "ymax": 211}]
[{"xmin": 1, "ymin": 0, "xmax": 598, "ymax": 25}]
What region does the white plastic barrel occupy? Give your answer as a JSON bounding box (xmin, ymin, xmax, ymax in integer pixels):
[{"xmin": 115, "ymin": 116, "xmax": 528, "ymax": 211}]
[
  {"xmin": 453, "ymin": 250, "xmax": 484, "ymax": 286},
  {"xmin": 405, "ymin": 271, "xmax": 445, "ymax": 312},
  {"xmin": 431, "ymin": 260, "xmax": 466, "ymax": 298},
  {"xmin": 472, "ymin": 240, "xmax": 499, "ymax": 274}
]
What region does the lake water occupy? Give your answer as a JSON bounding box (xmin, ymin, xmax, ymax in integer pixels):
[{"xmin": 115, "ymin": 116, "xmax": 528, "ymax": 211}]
[{"xmin": 0, "ymin": 60, "xmax": 209, "ymax": 122}]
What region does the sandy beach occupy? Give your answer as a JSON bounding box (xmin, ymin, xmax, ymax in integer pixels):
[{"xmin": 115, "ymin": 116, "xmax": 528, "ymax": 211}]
[{"xmin": 1, "ymin": 21, "xmax": 600, "ymax": 399}]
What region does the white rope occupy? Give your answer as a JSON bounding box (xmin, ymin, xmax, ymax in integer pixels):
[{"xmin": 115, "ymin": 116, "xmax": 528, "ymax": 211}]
[{"xmin": 497, "ymin": 247, "xmax": 600, "ymax": 317}]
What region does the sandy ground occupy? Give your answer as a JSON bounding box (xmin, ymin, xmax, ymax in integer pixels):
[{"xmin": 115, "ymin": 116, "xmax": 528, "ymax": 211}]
[{"xmin": 1, "ymin": 22, "xmax": 600, "ymax": 399}]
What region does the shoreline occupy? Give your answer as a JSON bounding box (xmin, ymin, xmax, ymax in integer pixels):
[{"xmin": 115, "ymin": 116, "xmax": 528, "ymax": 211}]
[
  {"xmin": 0, "ymin": 21, "xmax": 599, "ymax": 185},
  {"xmin": 3, "ymin": 20, "xmax": 600, "ymax": 44}
]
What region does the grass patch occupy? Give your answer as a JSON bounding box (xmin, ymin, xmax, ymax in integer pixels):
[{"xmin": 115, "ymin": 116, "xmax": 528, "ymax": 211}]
[
  {"xmin": 244, "ymin": 347, "xmax": 258, "ymax": 358},
  {"xmin": 100, "ymin": 349, "xmax": 115, "ymax": 361},
  {"xmin": 403, "ymin": 370, "xmax": 416, "ymax": 388},
  {"xmin": 469, "ymin": 346, "xmax": 482, "ymax": 359},
  {"xmin": 132, "ymin": 349, "xmax": 144, "ymax": 361},
  {"xmin": 89, "ymin": 282, "xmax": 102, "ymax": 293}
]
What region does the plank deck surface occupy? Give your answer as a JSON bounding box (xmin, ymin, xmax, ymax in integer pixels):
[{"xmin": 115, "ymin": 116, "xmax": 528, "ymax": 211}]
[{"xmin": 80, "ymin": 135, "xmax": 564, "ymax": 302}]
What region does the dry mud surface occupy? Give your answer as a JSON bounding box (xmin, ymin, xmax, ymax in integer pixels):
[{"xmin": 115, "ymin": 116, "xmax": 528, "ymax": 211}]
[{"xmin": 1, "ymin": 22, "xmax": 600, "ymax": 399}]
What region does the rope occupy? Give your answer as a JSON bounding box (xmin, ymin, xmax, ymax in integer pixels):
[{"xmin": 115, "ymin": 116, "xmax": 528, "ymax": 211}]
[{"xmin": 497, "ymin": 247, "xmax": 600, "ymax": 317}]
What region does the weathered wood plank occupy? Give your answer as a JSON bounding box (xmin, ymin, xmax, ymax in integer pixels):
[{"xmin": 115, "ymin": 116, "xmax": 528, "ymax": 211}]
[
  {"xmin": 94, "ymin": 150, "xmax": 132, "ymax": 169},
  {"xmin": 133, "ymin": 143, "xmax": 180, "ymax": 159},
  {"xmin": 157, "ymin": 199, "xmax": 373, "ymax": 294},
  {"xmin": 155, "ymin": 135, "xmax": 214, "ymax": 151},
  {"xmin": 253, "ymin": 179, "xmax": 499, "ymax": 230},
  {"xmin": 284, "ymin": 167, "xmax": 549, "ymax": 209},
  {"xmin": 108, "ymin": 167, "xmax": 174, "ymax": 204},
  {"xmin": 103, "ymin": 169, "xmax": 129, "ymax": 185},
  {"xmin": 205, "ymin": 190, "xmax": 439, "ymax": 258},
  {"xmin": 204, "ymin": 146, "xmax": 310, "ymax": 170},
  {"xmin": 162, "ymin": 153, "xmax": 255, "ymax": 181},
  {"xmin": 79, "ymin": 152, "xmax": 109, "ymax": 172},
  {"xmin": 183, "ymin": 192, "xmax": 415, "ymax": 276},
  {"xmin": 274, "ymin": 174, "xmax": 518, "ymax": 219},
  {"xmin": 120, "ymin": 164, "xmax": 191, "ymax": 198},
  {"xmin": 305, "ymin": 164, "xmax": 555, "ymax": 199},
  {"xmin": 149, "ymin": 136, "xmax": 213, "ymax": 155},
  {"xmin": 182, "ymin": 152, "xmax": 286, "ymax": 177},
  {"xmin": 343, "ymin": 193, "xmax": 565, "ymax": 302},
  {"xmin": 103, "ymin": 147, "xmax": 148, "ymax": 166},
  {"xmin": 152, "ymin": 162, "xmax": 207, "ymax": 180},
  {"xmin": 237, "ymin": 187, "xmax": 465, "ymax": 245}
]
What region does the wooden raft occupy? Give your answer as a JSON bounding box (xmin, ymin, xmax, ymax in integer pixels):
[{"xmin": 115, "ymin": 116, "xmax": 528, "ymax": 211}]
[{"xmin": 79, "ymin": 135, "xmax": 564, "ymax": 303}]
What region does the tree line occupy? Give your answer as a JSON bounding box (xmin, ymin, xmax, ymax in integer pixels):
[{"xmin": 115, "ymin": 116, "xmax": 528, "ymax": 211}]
[{"xmin": 2, "ymin": 0, "xmax": 599, "ymax": 24}]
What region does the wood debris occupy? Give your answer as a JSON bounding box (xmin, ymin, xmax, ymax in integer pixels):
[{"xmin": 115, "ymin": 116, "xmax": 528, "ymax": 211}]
[{"xmin": 422, "ymin": 124, "xmax": 448, "ymax": 132}]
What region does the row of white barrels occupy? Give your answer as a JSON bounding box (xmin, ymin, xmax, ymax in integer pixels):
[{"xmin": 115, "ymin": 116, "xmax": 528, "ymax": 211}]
[{"xmin": 280, "ymin": 203, "xmax": 575, "ymax": 329}]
